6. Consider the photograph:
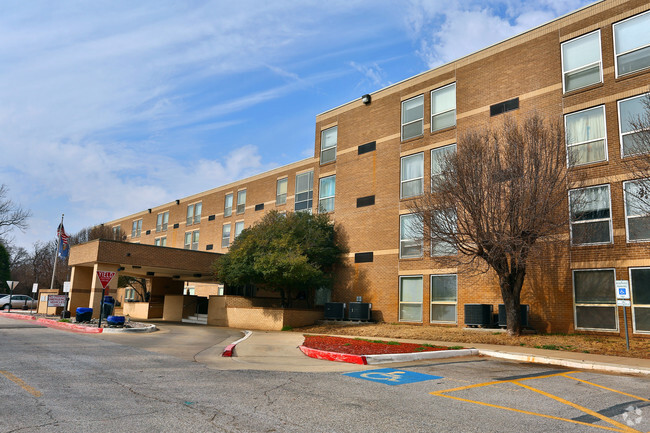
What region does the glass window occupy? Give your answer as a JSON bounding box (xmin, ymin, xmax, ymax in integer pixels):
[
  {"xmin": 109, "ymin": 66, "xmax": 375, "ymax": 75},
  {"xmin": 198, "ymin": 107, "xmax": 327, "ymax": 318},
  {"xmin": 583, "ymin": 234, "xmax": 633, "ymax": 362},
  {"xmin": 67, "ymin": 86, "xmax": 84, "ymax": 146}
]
[
  {"xmin": 276, "ymin": 178, "xmax": 288, "ymax": 205},
  {"xmin": 237, "ymin": 190, "xmax": 246, "ymax": 215},
  {"xmin": 194, "ymin": 203, "xmax": 202, "ymax": 224},
  {"xmin": 431, "ymin": 274, "xmax": 457, "ymax": 323},
  {"xmin": 295, "ymin": 171, "xmax": 314, "ymax": 213},
  {"xmin": 431, "ymin": 144, "xmax": 456, "ymax": 190},
  {"xmin": 401, "ymin": 153, "xmax": 424, "ymax": 199},
  {"xmin": 186, "ymin": 204, "xmax": 194, "ymax": 226},
  {"xmin": 320, "ymin": 126, "xmax": 337, "ymax": 164},
  {"xmin": 400, "ymin": 214, "xmax": 423, "ymax": 258},
  {"xmin": 131, "ymin": 219, "xmax": 142, "ymax": 238},
  {"xmin": 630, "ymin": 268, "xmax": 650, "ymax": 333},
  {"xmin": 401, "ymin": 95, "xmax": 424, "ymax": 140},
  {"xmin": 184, "ymin": 232, "xmax": 191, "ymax": 249},
  {"xmin": 565, "ymin": 106, "xmax": 607, "ymax": 166},
  {"xmin": 399, "ymin": 276, "xmax": 422, "ymax": 322},
  {"xmin": 573, "ymin": 269, "xmax": 617, "ymax": 331},
  {"xmin": 224, "ymin": 193, "xmax": 233, "ymax": 217},
  {"xmin": 156, "ymin": 211, "xmax": 169, "ymax": 232},
  {"xmin": 112, "ymin": 225, "xmax": 120, "ymax": 240},
  {"xmin": 431, "ymin": 83, "xmax": 456, "ymax": 131},
  {"xmin": 184, "ymin": 230, "xmax": 199, "ymax": 250},
  {"xmin": 613, "ymin": 11, "xmax": 650, "ymax": 77},
  {"xmin": 624, "ymin": 179, "xmax": 650, "ymax": 242},
  {"xmin": 222, "ymin": 224, "xmax": 231, "ymax": 248},
  {"xmin": 561, "ymin": 31, "xmax": 602, "ymax": 92},
  {"xmin": 618, "ymin": 94, "xmax": 650, "ymax": 157},
  {"xmin": 431, "ymin": 209, "xmax": 457, "ymax": 256},
  {"xmin": 234, "ymin": 221, "xmax": 244, "ymax": 238},
  {"xmin": 187, "ymin": 203, "xmax": 201, "ymax": 225},
  {"xmin": 154, "ymin": 237, "xmax": 167, "ymax": 247},
  {"xmin": 318, "ymin": 176, "xmax": 336, "ymax": 213},
  {"xmin": 569, "ymin": 185, "xmax": 612, "ymax": 245}
]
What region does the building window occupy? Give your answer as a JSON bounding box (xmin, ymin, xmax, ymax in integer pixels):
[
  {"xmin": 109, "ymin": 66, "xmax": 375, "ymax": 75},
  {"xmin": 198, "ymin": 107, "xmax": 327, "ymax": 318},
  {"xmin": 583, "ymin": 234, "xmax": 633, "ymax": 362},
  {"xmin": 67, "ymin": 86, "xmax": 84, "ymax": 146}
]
[
  {"xmin": 187, "ymin": 203, "xmax": 202, "ymax": 226},
  {"xmin": 401, "ymin": 95, "xmax": 423, "ymax": 141},
  {"xmin": 318, "ymin": 175, "xmax": 336, "ymax": 213},
  {"xmin": 276, "ymin": 178, "xmax": 288, "ymax": 205},
  {"xmin": 295, "ymin": 171, "xmax": 314, "ymax": 213},
  {"xmin": 431, "ymin": 83, "xmax": 456, "ymax": 132},
  {"xmin": 112, "ymin": 225, "xmax": 121, "ymax": 240},
  {"xmin": 618, "ymin": 94, "xmax": 649, "ymax": 157},
  {"xmin": 401, "ymin": 152, "xmax": 424, "ymax": 199},
  {"xmin": 124, "ymin": 288, "xmax": 136, "ymax": 301},
  {"xmin": 131, "ymin": 219, "xmax": 142, "ymax": 238},
  {"xmin": 222, "ymin": 224, "xmax": 231, "ymax": 248},
  {"xmin": 234, "ymin": 221, "xmax": 244, "ymax": 238},
  {"xmin": 573, "ymin": 269, "xmax": 617, "ymax": 331},
  {"xmin": 156, "ymin": 211, "xmax": 169, "ymax": 233},
  {"xmin": 569, "ymin": 185, "xmax": 612, "ymax": 245},
  {"xmin": 184, "ymin": 230, "xmax": 199, "ymax": 250},
  {"xmin": 154, "ymin": 236, "xmax": 167, "ymax": 247},
  {"xmin": 399, "ymin": 276, "xmax": 422, "ymax": 322},
  {"xmin": 400, "ymin": 214, "xmax": 423, "ymax": 258},
  {"xmin": 629, "ymin": 268, "xmax": 650, "ymax": 333},
  {"xmin": 431, "ymin": 274, "xmax": 457, "ymax": 323},
  {"xmin": 224, "ymin": 193, "xmax": 233, "ymax": 217},
  {"xmin": 561, "ymin": 31, "xmax": 602, "ymax": 93},
  {"xmin": 624, "ymin": 179, "xmax": 650, "ymax": 242},
  {"xmin": 320, "ymin": 126, "xmax": 337, "ymax": 164},
  {"xmin": 237, "ymin": 190, "xmax": 246, "ymax": 215},
  {"xmin": 431, "ymin": 144, "xmax": 456, "ymax": 190},
  {"xmin": 431, "ymin": 209, "xmax": 457, "ymax": 257},
  {"xmin": 565, "ymin": 106, "xmax": 607, "ymax": 166},
  {"xmin": 613, "ymin": 10, "xmax": 650, "ymax": 77}
]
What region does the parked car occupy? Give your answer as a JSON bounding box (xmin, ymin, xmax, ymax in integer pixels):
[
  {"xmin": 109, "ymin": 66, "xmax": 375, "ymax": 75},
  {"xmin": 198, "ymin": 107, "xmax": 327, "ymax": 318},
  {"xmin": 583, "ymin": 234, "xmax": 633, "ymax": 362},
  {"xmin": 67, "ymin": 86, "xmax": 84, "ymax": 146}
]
[{"xmin": 0, "ymin": 294, "xmax": 38, "ymax": 310}]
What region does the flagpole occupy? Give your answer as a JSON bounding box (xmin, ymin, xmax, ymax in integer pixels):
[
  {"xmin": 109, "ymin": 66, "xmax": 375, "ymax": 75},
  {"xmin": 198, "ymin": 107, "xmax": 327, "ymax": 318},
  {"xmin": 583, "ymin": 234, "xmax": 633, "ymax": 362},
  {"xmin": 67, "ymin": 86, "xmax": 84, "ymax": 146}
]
[{"xmin": 49, "ymin": 214, "xmax": 64, "ymax": 292}]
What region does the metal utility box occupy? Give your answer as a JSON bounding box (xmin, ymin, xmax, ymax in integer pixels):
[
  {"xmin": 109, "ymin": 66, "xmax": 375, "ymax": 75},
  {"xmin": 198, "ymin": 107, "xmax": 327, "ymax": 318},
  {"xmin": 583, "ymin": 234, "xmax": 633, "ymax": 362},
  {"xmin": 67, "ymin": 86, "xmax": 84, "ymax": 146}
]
[{"xmin": 464, "ymin": 304, "xmax": 493, "ymax": 327}]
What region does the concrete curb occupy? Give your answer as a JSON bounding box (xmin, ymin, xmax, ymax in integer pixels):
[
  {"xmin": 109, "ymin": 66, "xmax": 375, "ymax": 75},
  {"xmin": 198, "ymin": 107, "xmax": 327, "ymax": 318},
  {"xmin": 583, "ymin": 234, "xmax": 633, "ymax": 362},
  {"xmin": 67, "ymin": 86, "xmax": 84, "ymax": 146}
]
[
  {"xmin": 222, "ymin": 330, "xmax": 253, "ymax": 357},
  {"xmin": 365, "ymin": 348, "xmax": 479, "ymax": 364},
  {"xmin": 299, "ymin": 345, "xmax": 368, "ymax": 364},
  {"xmin": 102, "ymin": 324, "xmax": 157, "ymax": 333},
  {"xmin": 1, "ymin": 312, "xmax": 156, "ymax": 334}
]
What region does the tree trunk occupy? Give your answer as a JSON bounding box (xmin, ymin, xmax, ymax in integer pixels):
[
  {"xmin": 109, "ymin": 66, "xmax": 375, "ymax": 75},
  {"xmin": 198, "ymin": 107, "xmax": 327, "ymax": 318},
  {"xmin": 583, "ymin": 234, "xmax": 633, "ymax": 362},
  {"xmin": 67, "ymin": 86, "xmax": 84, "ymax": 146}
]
[{"xmin": 499, "ymin": 269, "xmax": 526, "ymax": 336}]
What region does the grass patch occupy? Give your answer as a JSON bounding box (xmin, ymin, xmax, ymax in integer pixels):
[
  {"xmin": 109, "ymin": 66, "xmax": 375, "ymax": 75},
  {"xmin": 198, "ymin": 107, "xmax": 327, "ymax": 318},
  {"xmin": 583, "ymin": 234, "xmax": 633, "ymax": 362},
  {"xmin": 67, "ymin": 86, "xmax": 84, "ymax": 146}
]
[
  {"xmin": 58, "ymin": 318, "xmax": 70, "ymax": 323},
  {"xmin": 281, "ymin": 326, "xmax": 293, "ymax": 331},
  {"xmin": 448, "ymin": 346, "xmax": 464, "ymax": 350}
]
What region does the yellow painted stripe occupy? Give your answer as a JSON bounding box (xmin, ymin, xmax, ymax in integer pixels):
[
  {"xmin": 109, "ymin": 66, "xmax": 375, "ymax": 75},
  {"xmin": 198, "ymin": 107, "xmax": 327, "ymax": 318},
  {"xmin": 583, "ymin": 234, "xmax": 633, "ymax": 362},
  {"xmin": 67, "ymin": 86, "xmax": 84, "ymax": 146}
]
[
  {"xmin": 562, "ymin": 374, "xmax": 650, "ymax": 402},
  {"xmin": 435, "ymin": 371, "xmax": 578, "ymax": 394},
  {"xmin": 0, "ymin": 370, "xmax": 42, "ymax": 397},
  {"xmin": 431, "ymin": 392, "xmax": 626, "ymax": 432}
]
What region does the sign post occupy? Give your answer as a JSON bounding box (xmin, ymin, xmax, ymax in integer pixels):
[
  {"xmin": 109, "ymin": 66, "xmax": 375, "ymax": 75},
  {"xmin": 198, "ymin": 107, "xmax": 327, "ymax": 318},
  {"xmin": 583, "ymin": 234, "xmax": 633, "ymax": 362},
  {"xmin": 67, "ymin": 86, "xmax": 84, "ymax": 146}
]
[
  {"xmin": 62, "ymin": 281, "xmax": 71, "ymax": 318},
  {"xmin": 615, "ymin": 280, "xmax": 631, "ymax": 351},
  {"xmin": 96, "ymin": 271, "xmax": 116, "ymax": 328},
  {"xmin": 5, "ymin": 281, "xmax": 19, "ymax": 313},
  {"xmin": 31, "ymin": 283, "xmax": 38, "ymax": 315}
]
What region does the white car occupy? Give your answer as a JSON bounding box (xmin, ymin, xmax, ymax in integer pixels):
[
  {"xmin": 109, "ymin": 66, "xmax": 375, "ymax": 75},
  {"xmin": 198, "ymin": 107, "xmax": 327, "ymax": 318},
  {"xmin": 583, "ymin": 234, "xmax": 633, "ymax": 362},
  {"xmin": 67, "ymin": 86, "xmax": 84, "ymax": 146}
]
[{"xmin": 0, "ymin": 294, "xmax": 38, "ymax": 310}]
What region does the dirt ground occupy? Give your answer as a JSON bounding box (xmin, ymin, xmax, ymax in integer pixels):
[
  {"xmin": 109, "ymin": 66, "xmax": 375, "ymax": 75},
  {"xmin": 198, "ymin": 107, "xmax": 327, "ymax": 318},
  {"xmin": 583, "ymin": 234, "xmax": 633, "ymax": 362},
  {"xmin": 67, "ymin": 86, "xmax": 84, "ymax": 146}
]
[{"xmin": 296, "ymin": 322, "xmax": 650, "ymax": 359}]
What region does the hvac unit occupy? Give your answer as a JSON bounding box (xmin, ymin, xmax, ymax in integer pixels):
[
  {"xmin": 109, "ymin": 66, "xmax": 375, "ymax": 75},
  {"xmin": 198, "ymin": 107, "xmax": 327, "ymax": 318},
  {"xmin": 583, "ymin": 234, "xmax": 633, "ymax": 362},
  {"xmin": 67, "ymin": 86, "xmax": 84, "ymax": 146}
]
[
  {"xmin": 498, "ymin": 304, "xmax": 529, "ymax": 328},
  {"xmin": 324, "ymin": 302, "xmax": 345, "ymax": 320},
  {"xmin": 348, "ymin": 302, "xmax": 372, "ymax": 321},
  {"xmin": 464, "ymin": 304, "xmax": 493, "ymax": 327}
]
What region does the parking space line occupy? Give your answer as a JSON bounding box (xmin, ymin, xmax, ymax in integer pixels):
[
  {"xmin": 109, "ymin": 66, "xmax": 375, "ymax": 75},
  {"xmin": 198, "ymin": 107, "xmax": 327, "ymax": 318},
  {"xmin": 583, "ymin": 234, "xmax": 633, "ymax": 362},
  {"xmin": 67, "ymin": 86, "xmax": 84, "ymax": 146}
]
[
  {"xmin": 561, "ymin": 374, "xmax": 650, "ymax": 402},
  {"xmin": 0, "ymin": 370, "xmax": 42, "ymax": 397}
]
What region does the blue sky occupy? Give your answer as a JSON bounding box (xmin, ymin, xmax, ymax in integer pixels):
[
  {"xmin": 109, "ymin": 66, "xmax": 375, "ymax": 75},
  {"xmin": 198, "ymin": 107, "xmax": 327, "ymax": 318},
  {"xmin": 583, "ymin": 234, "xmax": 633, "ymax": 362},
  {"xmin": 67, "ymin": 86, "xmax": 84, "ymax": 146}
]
[{"xmin": 0, "ymin": 0, "xmax": 593, "ymax": 250}]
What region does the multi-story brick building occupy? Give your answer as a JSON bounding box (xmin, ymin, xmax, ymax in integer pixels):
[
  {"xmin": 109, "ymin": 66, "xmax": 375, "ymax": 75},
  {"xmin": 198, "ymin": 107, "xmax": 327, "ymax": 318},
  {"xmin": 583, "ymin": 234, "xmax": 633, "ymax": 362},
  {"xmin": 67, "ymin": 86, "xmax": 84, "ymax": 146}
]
[{"xmin": 99, "ymin": 0, "xmax": 650, "ymax": 337}]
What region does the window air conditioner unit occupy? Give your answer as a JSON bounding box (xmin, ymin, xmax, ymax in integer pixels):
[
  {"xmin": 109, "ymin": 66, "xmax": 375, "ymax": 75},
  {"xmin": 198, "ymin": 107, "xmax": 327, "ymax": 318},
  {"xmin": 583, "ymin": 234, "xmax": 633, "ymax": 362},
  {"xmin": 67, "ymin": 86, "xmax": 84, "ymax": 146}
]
[
  {"xmin": 324, "ymin": 302, "xmax": 345, "ymax": 320},
  {"xmin": 348, "ymin": 302, "xmax": 372, "ymax": 321},
  {"xmin": 498, "ymin": 304, "xmax": 529, "ymax": 328},
  {"xmin": 464, "ymin": 304, "xmax": 493, "ymax": 327}
]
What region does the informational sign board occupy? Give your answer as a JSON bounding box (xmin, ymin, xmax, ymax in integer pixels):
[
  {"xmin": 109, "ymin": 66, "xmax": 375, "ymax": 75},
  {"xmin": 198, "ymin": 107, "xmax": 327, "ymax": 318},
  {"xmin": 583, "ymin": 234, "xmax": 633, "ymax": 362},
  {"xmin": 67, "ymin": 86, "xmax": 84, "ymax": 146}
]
[
  {"xmin": 615, "ymin": 280, "xmax": 630, "ymax": 299},
  {"xmin": 32, "ymin": 283, "xmax": 38, "ymax": 293},
  {"xmin": 617, "ymin": 299, "xmax": 631, "ymax": 307},
  {"xmin": 47, "ymin": 295, "xmax": 67, "ymax": 307},
  {"xmin": 63, "ymin": 282, "xmax": 71, "ymax": 293}
]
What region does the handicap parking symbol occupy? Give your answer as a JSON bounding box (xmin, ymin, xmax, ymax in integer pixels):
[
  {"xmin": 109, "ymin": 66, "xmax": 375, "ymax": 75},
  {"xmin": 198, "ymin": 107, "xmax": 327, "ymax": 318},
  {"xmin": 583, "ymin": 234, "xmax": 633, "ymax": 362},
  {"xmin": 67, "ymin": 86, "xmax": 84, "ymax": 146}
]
[{"xmin": 343, "ymin": 368, "xmax": 443, "ymax": 386}]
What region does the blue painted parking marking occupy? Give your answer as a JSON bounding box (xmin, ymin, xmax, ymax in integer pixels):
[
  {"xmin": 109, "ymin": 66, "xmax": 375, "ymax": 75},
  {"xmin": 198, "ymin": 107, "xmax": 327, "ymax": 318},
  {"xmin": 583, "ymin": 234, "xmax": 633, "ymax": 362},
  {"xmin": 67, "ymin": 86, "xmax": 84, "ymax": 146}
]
[{"xmin": 344, "ymin": 368, "xmax": 443, "ymax": 386}]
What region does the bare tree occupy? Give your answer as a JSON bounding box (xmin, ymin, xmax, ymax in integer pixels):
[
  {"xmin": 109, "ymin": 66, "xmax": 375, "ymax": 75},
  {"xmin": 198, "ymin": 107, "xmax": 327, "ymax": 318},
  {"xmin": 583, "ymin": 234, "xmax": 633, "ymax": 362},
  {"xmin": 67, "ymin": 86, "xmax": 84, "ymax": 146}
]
[
  {"xmin": 620, "ymin": 93, "xmax": 650, "ymax": 221},
  {"xmin": 410, "ymin": 114, "xmax": 573, "ymax": 336},
  {"xmin": 0, "ymin": 185, "xmax": 31, "ymax": 237}
]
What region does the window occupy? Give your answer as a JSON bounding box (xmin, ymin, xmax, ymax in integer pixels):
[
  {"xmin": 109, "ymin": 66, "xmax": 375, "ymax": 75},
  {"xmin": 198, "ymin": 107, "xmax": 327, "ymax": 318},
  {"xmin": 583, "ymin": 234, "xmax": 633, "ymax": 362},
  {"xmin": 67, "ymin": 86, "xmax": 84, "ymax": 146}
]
[
  {"xmin": 401, "ymin": 153, "xmax": 424, "ymax": 199},
  {"xmin": 573, "ymin": 269, "xmax": 617, "ymax": 331},
  {"xmin": 131, "ymin": 219, "xmax": 142, "ymax": 238},
  {"xmin": 399, "ymin": 276, "xmax": 422, "ymax": 322},
  {"xmin": 624, "ymin": 179, "xmax": 650, "ymax": 242},
  {"xmin": 156, "ymin": 211, "xmax": 169, "ymax": 233},
  {"xmin": 154, "ymin": 237, "xmax": 167, "ymax": 247},
  {"xmin": 187, "ymin": 203, "xmax": 201, "ymax": 225},
  {"xmin": 618, "ymin": 94, "xmax": 649, "ymax": 157},
  {"xmin": 224, "ymin": 193, "xmax": 233, "ymax": 217},
  {"xmin": 490, "ymin": 98, "xmax": 519, "ymax": 116},
  {"xmin": 237, "ymin": 190, "xmax": 246, "ymax": 215},
  {"xmin": 222, "ymin": 224, "xmax": 231, "ymax": 248},
  {"xmin": 234, "ymin": 221, "xmax": 244, "ymax": 238},
  {"xmin": 431, "ymin": 209, "xmax": 457, "ymax": 256},
  {"xmin": 124, "ymin": 288, "xmax": 136, "ymax": 301},
  {"xmin": 569, "ymin": 185, "xmax": 612, "ymax": 245},
  {"xmin": 431, "ymin": 144, "xmax": 456, "ymax": 190},
  {"xmin": 613, "ymin": 11, "xmax": 650, "ymax": 77},
  {"xmin": 630, "ymin": 268, "xmax": 650, "ymax": 333},
  {"xmin": 565, "ymin": 106, "xmax": 607, "ymax": 166},
  {"xmin": 431, "ymin": 83, "xmax": 456, "ymax": 131},
  {"xmin": 561, "ymin": 31, "xmax": 602, "ymax": 92},
  {"xmin": 112, "ymin": 225, "xmax": 121, "ymax": 240},
  {"xmin": 431, "ymin": 274, "xmax": 457, "ymax": 323},
  {"xmin": 276, "ymin": 178, "xmax": 288, "ymax": 205},
  {"xmin": 401, "ymin": 95, "xmax": 423, "ymax": 140},
  {"xmin": 295, "ymin": 171, "xmax": 313, "ymax": 213},
  {"xmin": 400, "ymin": 214, "xmax": 423, "ymax": 258},
  {"xmin": 318, "ymin": 175, "xmax": 336, "ymax": 213},
  {"xmin": 320, "ymin": 126, "xmax": 337, "ymax": 164},
  {"xmin": 184, "ymin": 230, "xmax": 199, "ymax": 250}
]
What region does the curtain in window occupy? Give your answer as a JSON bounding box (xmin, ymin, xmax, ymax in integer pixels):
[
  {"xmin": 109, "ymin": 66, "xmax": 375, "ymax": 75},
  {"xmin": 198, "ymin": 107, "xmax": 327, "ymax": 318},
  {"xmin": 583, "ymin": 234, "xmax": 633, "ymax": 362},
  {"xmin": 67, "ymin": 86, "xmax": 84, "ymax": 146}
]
[
  {"xmin": 321, "ymin": 127, "xmax": 337, "ymax": 150},
  {"xmin": 562, "ymin": 32, "xmax": 600, "ymax": 71},
  {"xmin": 614, "ymin": 12, "xmax": 650, "ymax": 55},
  {"xmin": 401, "ymin": 153, "xmax": 423, "ymax": 197},
  {"xmin": 566, "ymin": 107, "xmax": 606, "ymax": 164},
  {"xmin": 571, "ymin": 186, "xmax": 609, "ymax": 220},
  {"xmin": 319, "ymin": 176, "xmax": 335, "ymax": 197}
]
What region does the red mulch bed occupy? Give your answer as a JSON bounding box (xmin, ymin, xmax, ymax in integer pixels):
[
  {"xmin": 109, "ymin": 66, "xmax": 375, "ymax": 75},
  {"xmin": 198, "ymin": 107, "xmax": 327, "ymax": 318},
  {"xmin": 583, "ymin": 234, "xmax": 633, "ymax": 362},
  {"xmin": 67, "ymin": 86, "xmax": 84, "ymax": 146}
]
[{"xmin": 302, "ymin": 335, "xmax": 458, "ymax": 355}]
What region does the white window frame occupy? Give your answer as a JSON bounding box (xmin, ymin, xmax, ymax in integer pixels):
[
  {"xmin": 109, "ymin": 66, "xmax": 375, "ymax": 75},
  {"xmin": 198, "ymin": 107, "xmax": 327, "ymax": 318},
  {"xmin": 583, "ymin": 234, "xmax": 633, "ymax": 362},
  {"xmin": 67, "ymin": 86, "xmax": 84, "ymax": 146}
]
[
  {"xmin": 613, "ymin": 10, "xmax": 650, "ymax": 78},
  {"xmin": 112, "ymin": 225, "xmax": 121, "ymax": 240},
  {"xmin": 184, "ymin": 230, "xmax": 199, "ymax": 250},
  {"xmin": 400, "ymin": 152, "xmax": 424, "ymax": 199},
  {"xmin": 156, "ymin": 211, "xmax": 169, "ymax": 233},
  {"xmin": 222, "ymin": 224, "xmax": 231, "ymax": 248},
  {"xmin": 569, "ymin": 184, "xmax": 613, "ymax": 246},
  {"xmin": 294, "ymin": 171, "xmax": 314, "ymax": 213},
  {"xmin": 234, "ymin": 221, "xmax": 244, "ymax": 238},
  {"xmin": 400, "ymin": 214, "xmax": 423, "ymax": 258},
  {"xmin": 318, "ymin": 175, "xmax": 336, "ymax": 213},
  {"xmin": 617, "ymin": 94, "xmax": 649, "ymax": 158},
  {"xmin": 430, "ymin": 83, "xmax": 456, "ymax": 132},
  {"xmin": 629, "ymin": 267, "xmax": 650, "ymax": 334},
  {"xmin": 572, "ymin": 268, "xmax": 618, "ymax": 332},
  {"xmin": 320, "ymin": 126, "xmax": 337, "ymax": 164},
  {"xmin": 276, "ymin": 178, "xmax": 288, "ymax": 206},
  {"xmin": 224, "ymin": 193, "xmax": 233, "ymax": 218},
  {"xmin": 237, "ymin": 190, "xmax": 246, "ymax": 215},
  {"xmin": 154, "ymin": 236, "xmax": 167, "ymax": 247},
  {"xmin": 560, "ymin": 30, "xmax": 603, "ymax": 93},
  {"xmin": 431, "ymin": 144, "xmax": 456, "ymax": 191},
  {"xmin": 401, "ymin": 94, "xmax": 424, "ymax": 141},
  {"xmin": 131, "ymin": 219, "xmax": 142, "ymax": 238},
  {"xmin": 623, "ymin": 179, "xmax": 650, "ymax": 242},
  {"xmin": 187, "ymin": 202, "xmax": 202, "ymax": 226},
  {"xmin": 430, "ymin": 274, "xmax": 457, "ymax": 324},
  {"xmin": 431, "ymin": 209, "xmax": 457, "ymax": 257},
  {"xmin": 399, "ymin": 275, "xmax": 423, "ymax": 322},
  {"xmin": 564, "ymin": 105, "xmax": 608, "ymax": 167}
]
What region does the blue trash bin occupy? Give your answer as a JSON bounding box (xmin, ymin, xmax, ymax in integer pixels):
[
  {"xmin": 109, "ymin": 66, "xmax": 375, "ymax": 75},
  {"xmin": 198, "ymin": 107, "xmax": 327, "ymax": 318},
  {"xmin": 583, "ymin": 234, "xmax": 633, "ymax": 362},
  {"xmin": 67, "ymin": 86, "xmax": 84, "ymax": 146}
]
[
  {"xmin": 106, "ymin": 315, "xmax": 125, "ymax": 327},
  {"xmin": 75, "ymin": 307, "xmax": 93, "ymax": 322},
  {"xmin": 102, "ymin": 296, "xmax": 115, "ymax": 317}
]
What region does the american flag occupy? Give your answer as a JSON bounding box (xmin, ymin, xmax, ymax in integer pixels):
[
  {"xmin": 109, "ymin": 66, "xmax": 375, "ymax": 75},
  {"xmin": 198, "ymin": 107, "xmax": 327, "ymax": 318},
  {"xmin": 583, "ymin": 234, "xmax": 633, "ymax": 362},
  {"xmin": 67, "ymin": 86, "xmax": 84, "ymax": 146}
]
[{"xmin": 57, "ymin": 223, "xmax": 69, "ymax": 258}]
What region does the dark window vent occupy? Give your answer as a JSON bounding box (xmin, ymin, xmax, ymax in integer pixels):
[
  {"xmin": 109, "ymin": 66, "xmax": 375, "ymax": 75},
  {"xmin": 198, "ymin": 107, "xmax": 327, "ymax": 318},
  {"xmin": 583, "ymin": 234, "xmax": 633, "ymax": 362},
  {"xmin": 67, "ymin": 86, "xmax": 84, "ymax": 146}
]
[
  {"xmin": 173, "ymin": 223, "xmax": 179, "ymax": 229},
  {"xmin": 206, "ymin": 244, "xmax": 213, "ymax": 251},
  {"xmin": 357, "ymin": 195, "xmax": 375, "ymax": 208},
  {"xmin": 145, "ymin": 230, "xmax": 151, "ymax": 235},
  {"xmin": 358, "ymin": 141, "xmax": 376, "ymax": 155},
  {"xmin": 355, "ymin": 252, "xmax": 374, "ymax": 263},
  {"xmin": 490, "ymin": 97, "xmax": 519, "ymax": 116},
  {"xmin": 255, "ymin": 203, "xmax": 265, "ymax": 211},
  {"xmin": 208, "ymin": 215, "xmax": 215, "ymax": 221}
]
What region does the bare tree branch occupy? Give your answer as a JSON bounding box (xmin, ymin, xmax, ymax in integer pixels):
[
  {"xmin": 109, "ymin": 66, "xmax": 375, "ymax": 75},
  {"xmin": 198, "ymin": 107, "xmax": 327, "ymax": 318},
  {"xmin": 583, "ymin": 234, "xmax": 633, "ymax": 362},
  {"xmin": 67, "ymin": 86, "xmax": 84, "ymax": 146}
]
[{"xmin": 0, "ymin": 185, "xmax": 31, "ymax": 236}]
